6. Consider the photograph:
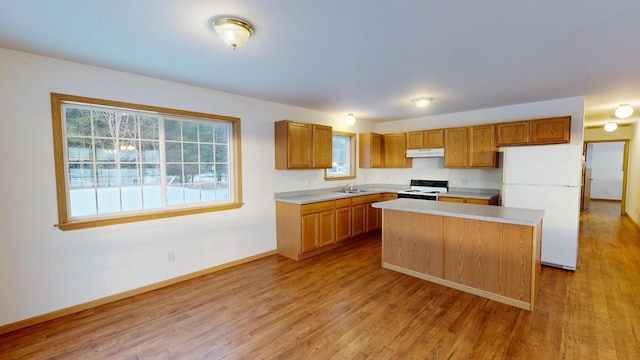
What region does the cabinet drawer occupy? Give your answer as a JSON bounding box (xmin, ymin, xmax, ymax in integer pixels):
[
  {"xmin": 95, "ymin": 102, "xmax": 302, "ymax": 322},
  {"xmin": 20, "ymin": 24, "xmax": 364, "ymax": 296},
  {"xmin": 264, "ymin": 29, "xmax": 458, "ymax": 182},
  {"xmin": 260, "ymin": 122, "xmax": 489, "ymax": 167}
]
[
  {"xmin": 352, "ymin": 194, "xmax": 381, "ymax": 205},
  {"xmin": 335, "ymin": 198, "xmax": 352, "ymax": 208},
  {"xmin": 301, "ymin": 200, "xmax": 335, "ymax": 215}
]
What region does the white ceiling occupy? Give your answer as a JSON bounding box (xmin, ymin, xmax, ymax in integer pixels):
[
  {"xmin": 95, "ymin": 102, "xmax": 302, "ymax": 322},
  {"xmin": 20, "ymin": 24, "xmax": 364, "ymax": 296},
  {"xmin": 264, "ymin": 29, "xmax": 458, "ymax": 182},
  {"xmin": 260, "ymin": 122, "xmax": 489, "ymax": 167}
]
[{"xmin": 1, "ymin": 0, "xmax": 639, "ymax": 127}]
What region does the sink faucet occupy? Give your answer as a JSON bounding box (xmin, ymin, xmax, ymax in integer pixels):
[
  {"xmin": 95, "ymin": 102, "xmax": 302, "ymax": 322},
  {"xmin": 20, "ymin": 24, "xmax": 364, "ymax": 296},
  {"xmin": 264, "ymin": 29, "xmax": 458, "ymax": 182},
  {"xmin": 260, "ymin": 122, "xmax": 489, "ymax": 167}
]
[{"xmin": 344, "ymin": 183, "xmax": 356, "ymax": 192}]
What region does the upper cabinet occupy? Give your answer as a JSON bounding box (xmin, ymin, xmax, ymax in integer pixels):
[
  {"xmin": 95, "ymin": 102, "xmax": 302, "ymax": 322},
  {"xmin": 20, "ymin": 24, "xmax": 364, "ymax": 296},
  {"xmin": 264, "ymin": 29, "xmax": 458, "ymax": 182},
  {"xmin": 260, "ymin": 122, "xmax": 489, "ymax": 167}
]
[
  {"xmin": 383, "ymin": 133, "xmax": 413, "ymax": 168},
  {"xmin": 496, "ymin": 116, "xmax": 571, "ymax": 146},
  {"xmin": 406, "ymin": 129, "xmax": 444, "ymax": 149},
  {"xmin": 359, "ymin": 133, "xmax": 383, "ymax": 168},
  {"xmin": 529, "ymin": 116, "xmax": 571, "ymax": 144},
  {"xmin": 444, "ymin": 127, "xmax": 469, "ymax": 168},
  {"xmin": 360, "ymin": 132, "xmax": 412, "ymax": 168},
  {"xmin": 274, "ymin": 120, "xmax": 332, "ymax": 169},
  {"xmin": 444, "ymin": 125, "xmax": 497, "ymax": 168}
]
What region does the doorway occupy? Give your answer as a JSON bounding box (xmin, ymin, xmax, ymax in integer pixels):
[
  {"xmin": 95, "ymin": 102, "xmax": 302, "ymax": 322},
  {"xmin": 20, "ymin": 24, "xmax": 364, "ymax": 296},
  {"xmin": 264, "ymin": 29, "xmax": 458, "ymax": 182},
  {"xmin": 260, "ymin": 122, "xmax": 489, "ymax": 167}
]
[{"xmin": 582, "ymin": 140, "xmax": 628, "ymax": 214}]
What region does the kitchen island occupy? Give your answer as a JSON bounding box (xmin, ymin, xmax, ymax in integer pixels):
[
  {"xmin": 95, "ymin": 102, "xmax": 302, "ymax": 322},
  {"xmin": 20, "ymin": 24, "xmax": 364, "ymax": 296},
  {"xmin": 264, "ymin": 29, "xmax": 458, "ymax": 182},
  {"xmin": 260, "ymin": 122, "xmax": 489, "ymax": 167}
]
[{"xmin": 372, "ymin": 199, "xmax": 544, "ymax": 310}]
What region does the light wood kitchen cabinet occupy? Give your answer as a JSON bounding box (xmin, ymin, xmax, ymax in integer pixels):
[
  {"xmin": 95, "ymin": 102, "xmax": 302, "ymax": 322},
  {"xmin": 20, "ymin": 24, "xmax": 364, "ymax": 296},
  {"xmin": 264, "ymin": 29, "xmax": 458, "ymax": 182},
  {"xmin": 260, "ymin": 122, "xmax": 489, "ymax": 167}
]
[
  {"xmin": 276, "ymin": 193, "xmax": 383, "ymax": 261},
  {"xmin": 335, "ymin": 198, "xmax": 352, "ymax": 242},
  {"xmin": 438, "ymin": 195, "xmax": 498, "ymax": 205},
  {"xmin": 445, "ymin": 125, "xmax": 497, "ymax": 168},
  {"xmin": 496, "ymin": 116, "xmax": 571, "ymax": 146},
  {"xmin": 274, "ymin": 120, "xmax": 332, "ymax": 169},
  {"xmin": 381, "ymin": 192, "xmax": 398, "ymax": 201},
  {"xmin": 530, "ymin": 116, "xmax": 571, "ymax": 144},
  {"xmin": 496, "ymin": 121, "xmax": 530, "ymax": 145},
  {"xmin": 469, "ymin": 124, "xmax": 497, "ymax": 167},
  {"xmin": 383, "ymin": 133, "xmax": 413, "ymax": 168},
  {"xmin": 406, "ymin": 129, "xmax": 444, "ymax": 149},
  {"xmin": 359, "ymin": 133, "xmax": 383, "ymax": 168},
  {"xmin": 312, "ymin": 124, "xmax": 333, "ymax": 168},
  {"xmin": 300, "ymin": 201, "xmax": 335, "ymax": 252},
  {"xmin": 444, "ymin": 127, "xmax": 469, "ymax": 167}
]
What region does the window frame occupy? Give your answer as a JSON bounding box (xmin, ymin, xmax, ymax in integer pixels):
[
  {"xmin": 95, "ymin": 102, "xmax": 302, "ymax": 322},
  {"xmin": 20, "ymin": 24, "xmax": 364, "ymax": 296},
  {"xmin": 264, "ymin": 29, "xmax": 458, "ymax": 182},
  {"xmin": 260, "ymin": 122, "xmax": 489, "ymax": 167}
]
[
  {"xmin": 51, "ymin": 93, "xmax": 243, "ymax": 231},
  {"xmin": 324, "ymin": 131, "xmax": 356, "ymax": 180}
]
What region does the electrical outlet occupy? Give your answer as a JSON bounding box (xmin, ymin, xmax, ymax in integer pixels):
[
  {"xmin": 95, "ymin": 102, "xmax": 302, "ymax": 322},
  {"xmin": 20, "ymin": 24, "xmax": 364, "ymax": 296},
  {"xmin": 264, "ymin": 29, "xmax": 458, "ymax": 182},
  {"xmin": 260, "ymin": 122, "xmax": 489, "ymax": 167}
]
[{"xmin": 167, "ymin": 250, "xmax": 174, "ymax": 262}]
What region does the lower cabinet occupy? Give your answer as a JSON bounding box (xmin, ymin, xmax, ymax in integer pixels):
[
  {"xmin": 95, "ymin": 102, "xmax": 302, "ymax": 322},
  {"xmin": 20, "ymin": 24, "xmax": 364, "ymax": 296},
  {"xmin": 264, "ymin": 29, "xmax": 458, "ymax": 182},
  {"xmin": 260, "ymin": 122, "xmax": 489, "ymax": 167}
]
[
  {"xmin": 276, "ymin": 194, "xmax": 383, "ymax": 261},
  {"xmin": 438, "ymin": 195, "xmax": 498, "ymax": 205}
]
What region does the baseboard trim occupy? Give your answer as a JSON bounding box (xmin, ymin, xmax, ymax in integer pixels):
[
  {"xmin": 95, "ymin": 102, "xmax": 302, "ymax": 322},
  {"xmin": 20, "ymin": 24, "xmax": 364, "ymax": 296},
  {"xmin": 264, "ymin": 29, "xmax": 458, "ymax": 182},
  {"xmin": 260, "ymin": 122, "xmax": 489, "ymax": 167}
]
[
  {"xmin": 0, "ymin": 250, "xmax": 278, "ymax": 335},
  {"xmin": 623, "ymin": 213, "xmax": 640, "ymax": 233}
]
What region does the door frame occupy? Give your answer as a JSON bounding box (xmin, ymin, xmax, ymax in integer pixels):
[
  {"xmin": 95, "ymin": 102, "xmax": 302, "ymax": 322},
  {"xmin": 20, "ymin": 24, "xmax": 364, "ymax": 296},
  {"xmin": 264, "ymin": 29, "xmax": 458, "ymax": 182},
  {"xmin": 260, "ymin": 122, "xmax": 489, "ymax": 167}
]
[{"xmin": 583, "ymin": 140, "xmax": 629, "ymax": 215}]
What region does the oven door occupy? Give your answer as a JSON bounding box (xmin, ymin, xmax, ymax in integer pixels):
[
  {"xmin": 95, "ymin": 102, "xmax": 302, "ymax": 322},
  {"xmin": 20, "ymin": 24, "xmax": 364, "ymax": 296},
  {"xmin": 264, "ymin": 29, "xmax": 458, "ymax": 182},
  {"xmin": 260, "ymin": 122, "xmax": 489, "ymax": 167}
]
[{"xmin": 397, "ymin": 193, "xmax": 437, "ymax": 201}]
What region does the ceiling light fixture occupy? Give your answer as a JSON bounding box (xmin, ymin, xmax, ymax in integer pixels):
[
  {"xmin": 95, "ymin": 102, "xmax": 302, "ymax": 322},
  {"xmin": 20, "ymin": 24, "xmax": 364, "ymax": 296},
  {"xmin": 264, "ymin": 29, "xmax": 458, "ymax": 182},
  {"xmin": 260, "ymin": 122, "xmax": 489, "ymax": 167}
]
[
  {"xmin": 345, "ymin": 114, "xmax": 356, "ymax": 126},
  {"xmin": 604, "ymin": 121, "xmax": 618, "ymax": 132},
  {"xmin": 614, "ymin": 104, "xmax": 633, "ymax": 119},
  {"xmin": 412, "ymin": 97, "xmax": 434, "ymax": 108},
  {"xmin": 212, "ymin": 17, "xmax": 254, "ymax": 49}
]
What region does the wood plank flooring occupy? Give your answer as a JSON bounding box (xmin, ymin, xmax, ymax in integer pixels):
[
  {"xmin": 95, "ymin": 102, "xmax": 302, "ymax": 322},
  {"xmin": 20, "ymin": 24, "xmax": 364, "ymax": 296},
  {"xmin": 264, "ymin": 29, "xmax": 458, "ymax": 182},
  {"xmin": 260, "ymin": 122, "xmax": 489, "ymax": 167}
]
[{"xmin": 1, "ymin": 200, "xmax": 639, "ymax": 359}]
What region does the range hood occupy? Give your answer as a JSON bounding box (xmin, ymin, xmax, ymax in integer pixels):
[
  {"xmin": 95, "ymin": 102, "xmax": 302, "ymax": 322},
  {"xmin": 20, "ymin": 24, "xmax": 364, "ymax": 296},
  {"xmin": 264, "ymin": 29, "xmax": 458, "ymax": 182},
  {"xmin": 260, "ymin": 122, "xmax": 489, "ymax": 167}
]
[{"xmin": 406, "ymin": 148, "xmax": 445, "ymax": 158}]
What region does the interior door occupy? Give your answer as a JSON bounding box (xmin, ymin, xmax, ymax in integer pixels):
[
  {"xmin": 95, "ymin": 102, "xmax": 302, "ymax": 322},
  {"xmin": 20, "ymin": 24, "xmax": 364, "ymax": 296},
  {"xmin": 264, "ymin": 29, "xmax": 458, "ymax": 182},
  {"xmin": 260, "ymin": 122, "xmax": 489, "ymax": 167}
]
[{"xmin": 581, "ymin": 143, "xmax": 593, "ymax": 211}]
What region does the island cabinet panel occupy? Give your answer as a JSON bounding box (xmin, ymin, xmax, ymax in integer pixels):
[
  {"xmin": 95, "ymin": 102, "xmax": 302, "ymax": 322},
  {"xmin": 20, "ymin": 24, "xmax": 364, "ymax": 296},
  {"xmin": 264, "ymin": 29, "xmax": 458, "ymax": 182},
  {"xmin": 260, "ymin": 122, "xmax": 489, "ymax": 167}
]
[
  {"xmin": 382, "ymin": 210, "xmax": 444, "ymax": 277},
  {"xmin": 379, "ymin": 207, "xmax": 541, "ymax": 310}
]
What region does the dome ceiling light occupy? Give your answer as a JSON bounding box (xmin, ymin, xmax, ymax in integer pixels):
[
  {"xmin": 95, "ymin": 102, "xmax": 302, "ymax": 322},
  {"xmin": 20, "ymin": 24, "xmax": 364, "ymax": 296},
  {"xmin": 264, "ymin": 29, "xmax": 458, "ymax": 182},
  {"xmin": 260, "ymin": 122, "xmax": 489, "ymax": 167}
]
[
  {"xmin": 412, "ymin": 97, "xmax": 434, "ymax": 108},
  {"xmin": 344, "ymin": 114, "xmax": 356, "ymax": 126},
  {"xmin": 212, "ymin": 17, "xmax": 254, "ymax": 50},
  {"xmin": 604, "ymin": 122, "xmax": 618, "ymax": 132},
  {"xmin": 614, "ymin": 104, "xmax": 633, "ymax": 119}
]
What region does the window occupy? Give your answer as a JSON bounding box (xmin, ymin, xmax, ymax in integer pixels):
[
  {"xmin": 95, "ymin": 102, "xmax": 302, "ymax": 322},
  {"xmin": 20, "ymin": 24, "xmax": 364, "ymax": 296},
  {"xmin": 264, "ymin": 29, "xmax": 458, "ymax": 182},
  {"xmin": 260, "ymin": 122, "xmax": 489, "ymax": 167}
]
[
  {"xmin": 51, "ymin": 93, "xmax": 242, "ymax": 230},
  {"xmin": 325, "ymin": 131, "xmax": 356, "ymax": 180}
]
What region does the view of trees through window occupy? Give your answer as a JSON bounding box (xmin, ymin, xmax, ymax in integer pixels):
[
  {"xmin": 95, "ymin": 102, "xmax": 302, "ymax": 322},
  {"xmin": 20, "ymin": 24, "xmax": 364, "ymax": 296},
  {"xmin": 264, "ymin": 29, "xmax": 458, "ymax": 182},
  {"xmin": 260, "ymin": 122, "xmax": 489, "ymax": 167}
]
[
  {"xmin": 326, "ymin": 133, "xmax": 354, "ymax": 178},
  {"xmin": 63, "ymin": 104, "xmax": 232, "ymax": 218}
]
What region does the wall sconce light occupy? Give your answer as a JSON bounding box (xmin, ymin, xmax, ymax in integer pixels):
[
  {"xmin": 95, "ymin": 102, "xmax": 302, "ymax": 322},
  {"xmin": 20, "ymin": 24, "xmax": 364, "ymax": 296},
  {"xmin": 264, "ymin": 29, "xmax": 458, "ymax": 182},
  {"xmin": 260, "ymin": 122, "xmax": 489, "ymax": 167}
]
[
  {"xmin": 412, "ymin": 97, "xmax": 434, "ymax": 108},
  {"xmin": 614, "ymin": 104, "xmax": 633, "ymax": 119},
  {"xmin": 604, "ymin": 121, "xmax": 618, "ymax": 132},
  {"xmin": 212, "ymin": 17, "xmax": 254, "ymax": 49},
  {"xmin": 344, "ymin": 114, "xmax": 356, "ymax": 126}
]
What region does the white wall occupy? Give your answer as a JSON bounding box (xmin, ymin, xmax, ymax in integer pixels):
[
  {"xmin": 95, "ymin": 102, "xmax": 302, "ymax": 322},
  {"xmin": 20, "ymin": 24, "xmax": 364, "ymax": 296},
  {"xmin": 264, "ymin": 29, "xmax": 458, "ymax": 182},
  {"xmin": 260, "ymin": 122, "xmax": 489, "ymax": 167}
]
[
  {"xmin": 0, "ymin": 48, "xmax": 376, "ymax": 327},
  {"xmin": 0, "ymin": 47, "xmax": 590, "ymax": 327},
  {"xmin": 584, "ymin": 123, "xmax": 640, "ymax": 227},
  {"xmin": 627, "ymin": 122, "xmax": 640, "ymax": 226},
  {"xmin": 590, "ymin": 142, "xmax": 624, "ymax": 200}
]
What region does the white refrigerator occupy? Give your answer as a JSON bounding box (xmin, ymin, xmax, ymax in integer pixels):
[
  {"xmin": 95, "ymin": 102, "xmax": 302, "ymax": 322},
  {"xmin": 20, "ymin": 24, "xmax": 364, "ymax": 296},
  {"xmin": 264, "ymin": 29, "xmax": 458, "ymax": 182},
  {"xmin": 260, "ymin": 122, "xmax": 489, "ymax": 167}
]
[{"xmin": 502, "ymin": 144, "xmax": 582, "ymax": 270}]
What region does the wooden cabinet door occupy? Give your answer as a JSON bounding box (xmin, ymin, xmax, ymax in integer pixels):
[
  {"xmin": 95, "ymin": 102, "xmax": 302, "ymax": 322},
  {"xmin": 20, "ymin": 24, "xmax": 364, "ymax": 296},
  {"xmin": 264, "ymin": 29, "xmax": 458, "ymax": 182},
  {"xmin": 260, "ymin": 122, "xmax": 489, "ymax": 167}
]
[
  {"xmin": 312, "ymin": 124, "xmax": 333, "ymax": 168},
  {"xmin": 424, "ymin": 129, "xmax": 444, "ymax": 148},
  {"xmin": 317, "ymin": 210, "xmax": 335, "ymax": 247},
  {"xmin": 406, "ymin": 131, "xmax": 424, "ymax": 149},
  {"xmin": 469, "ymin": 125, "xmax": 497, "ymax": 168},
  {"xmin": 496, "ymin": 121, "xmax": 530, "ymax": 145},
  {"xmin": 383, "ymin": 133, "xmax": 412, "ymax": 168},
  {"xmin": 444, "ymin": 127, "xmax": 469, "ymax": 168},
  {"xmin": 438, "ymin": 196, "xmax": 465, "ymax": 203},
  {"xmin": 366, "ymin": 204, "xmax": 380, "ymax": 232},
  {"xmin": 530, "ymin": 116, "xmax": 571, "ymax": 144},
  {"xmin": 301, "ymin": 213, "xmax": 318, "ymax": 253},
  {"xmin": 359, "ymin": 133, "xmax": 383, "ymax": 168},
  {"xmin": 352, "ymin": 204, "xmax": 367, "ymax": 237},
  {"xmin": 335, "ymin": 206, "xmax": 352, "ymax": 242}
]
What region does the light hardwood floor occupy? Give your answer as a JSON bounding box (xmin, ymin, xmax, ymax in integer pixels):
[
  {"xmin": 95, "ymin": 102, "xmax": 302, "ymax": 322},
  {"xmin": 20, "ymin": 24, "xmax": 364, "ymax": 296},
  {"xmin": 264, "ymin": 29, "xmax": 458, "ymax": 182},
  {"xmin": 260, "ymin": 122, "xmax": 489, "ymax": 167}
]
[{"xmin": 1, "ymin": 200, "xmax": 639, "ymax": 359}]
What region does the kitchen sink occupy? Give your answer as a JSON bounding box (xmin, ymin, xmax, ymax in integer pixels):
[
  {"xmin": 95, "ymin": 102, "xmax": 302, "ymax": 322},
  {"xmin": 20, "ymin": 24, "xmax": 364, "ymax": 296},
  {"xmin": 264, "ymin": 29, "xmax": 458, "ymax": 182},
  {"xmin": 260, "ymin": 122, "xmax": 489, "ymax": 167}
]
[{"xmin": 337, "ymin": 189, "xmax": 375, "ymax": 194}]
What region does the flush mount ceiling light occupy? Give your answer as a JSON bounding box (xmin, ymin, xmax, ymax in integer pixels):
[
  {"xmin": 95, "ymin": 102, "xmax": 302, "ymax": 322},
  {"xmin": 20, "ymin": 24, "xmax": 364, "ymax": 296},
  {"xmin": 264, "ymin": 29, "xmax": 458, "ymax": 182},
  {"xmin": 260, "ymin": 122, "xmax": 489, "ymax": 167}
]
[
  {"xmin": 344, "ymin": 114, "xmax": 356, "ymax": 126},
  {"xmin": 212, "ymin": 17, "xmax": 254, "ymax": 49},
  {"xmin": 614, "ymin": 104, "xmax": 634, "ymax": 119},
  {"xmin": 604, "ymin": 121, "xmax": 618, "ymax": 132},
  {"xmin": 412, "ymin": 97, "xmax": 434, "ymax": 108}
]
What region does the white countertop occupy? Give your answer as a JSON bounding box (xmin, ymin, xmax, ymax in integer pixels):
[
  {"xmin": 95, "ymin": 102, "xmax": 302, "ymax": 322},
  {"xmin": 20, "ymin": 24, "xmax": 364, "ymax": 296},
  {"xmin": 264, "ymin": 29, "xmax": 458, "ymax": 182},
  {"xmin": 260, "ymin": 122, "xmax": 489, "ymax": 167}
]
[
  {"xmin": 274, "ymin": 187, "xmax": 400, "ymax": 205},
  {"xmin": 373, "ymin": 198, "xmax": 544, "ymax": 226}
]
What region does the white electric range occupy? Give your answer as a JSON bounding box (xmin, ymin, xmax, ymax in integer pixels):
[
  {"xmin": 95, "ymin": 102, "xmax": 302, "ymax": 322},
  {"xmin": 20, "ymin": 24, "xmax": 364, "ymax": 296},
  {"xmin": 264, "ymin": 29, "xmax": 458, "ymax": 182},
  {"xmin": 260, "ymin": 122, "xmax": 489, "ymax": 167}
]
[{"xmin": 397, "ymin": 179, "xmax": 449, "ymax": 201}]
